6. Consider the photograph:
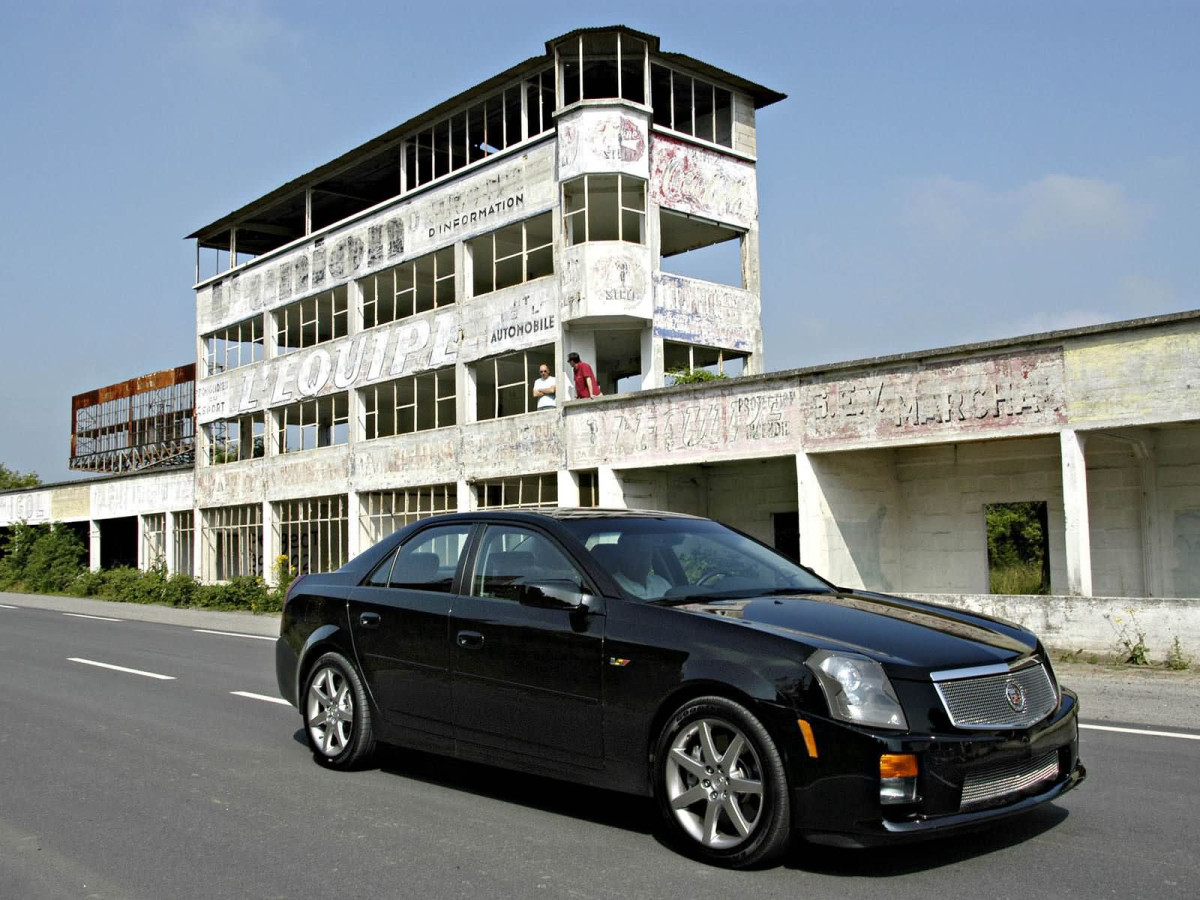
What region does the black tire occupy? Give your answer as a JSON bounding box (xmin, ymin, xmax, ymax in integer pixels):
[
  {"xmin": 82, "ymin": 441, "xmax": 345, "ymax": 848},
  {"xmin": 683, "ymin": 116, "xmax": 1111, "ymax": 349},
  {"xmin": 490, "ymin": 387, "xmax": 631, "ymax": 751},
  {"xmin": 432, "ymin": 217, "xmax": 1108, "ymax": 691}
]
[
  {"xmin": 653, "ymin": 696, "xmax": 791, "ymax": 868},
  {"xmin": 302, "ymin": 651, "xmax": 376, "ymax": 769}
]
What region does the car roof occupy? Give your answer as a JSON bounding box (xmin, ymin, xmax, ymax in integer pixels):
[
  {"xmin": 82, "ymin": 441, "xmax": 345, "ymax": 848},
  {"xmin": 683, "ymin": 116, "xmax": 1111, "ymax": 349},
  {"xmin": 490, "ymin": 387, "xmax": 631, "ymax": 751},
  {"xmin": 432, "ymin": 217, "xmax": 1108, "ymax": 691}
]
[{"xmin": 423, "ymin": 507, "xmax": 705, "ymax": 524}]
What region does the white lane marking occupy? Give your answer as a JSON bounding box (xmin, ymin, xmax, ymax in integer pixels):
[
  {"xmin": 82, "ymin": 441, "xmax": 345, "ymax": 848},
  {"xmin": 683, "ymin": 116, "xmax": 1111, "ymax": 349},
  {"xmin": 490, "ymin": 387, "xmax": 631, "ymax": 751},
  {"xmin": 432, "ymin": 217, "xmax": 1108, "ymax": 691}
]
[
  {"xmin": 1081, "ymin": 723, "xmax": 1200, "ymax": 741},
  {"xmin": 194, "ymin": 629, "xmax": 276, "ymax": 642},
  {"xmin": 0, "ymin": 604, "xmax": 18, "ymax": 609},
  {"xmin": 63, "ymin": 612, "xmax": 123, "ymax": 622},
  {"xmin": 231, "ymin": 691, "xmax": 290, "ymax": 706},
  {"xmin": 68, "ymin": 658, "xmax": 176, "ymax": 680}
]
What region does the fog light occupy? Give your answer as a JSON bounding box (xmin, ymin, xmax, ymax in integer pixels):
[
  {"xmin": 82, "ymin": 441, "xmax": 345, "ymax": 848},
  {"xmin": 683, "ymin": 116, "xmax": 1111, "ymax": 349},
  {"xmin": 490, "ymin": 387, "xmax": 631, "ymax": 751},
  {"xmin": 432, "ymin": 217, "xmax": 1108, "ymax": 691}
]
[{"xmin": 880, "ymin": 753, "xmax": 919, "ymax": 805}]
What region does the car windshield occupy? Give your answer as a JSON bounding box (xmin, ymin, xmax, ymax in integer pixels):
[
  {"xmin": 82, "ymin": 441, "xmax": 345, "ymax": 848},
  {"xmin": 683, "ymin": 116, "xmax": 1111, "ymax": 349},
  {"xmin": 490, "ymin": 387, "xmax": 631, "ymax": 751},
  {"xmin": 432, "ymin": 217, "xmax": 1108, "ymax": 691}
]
[{"xmin": 560, "ymin": 516, "xmax": 833, "ymax": 602}]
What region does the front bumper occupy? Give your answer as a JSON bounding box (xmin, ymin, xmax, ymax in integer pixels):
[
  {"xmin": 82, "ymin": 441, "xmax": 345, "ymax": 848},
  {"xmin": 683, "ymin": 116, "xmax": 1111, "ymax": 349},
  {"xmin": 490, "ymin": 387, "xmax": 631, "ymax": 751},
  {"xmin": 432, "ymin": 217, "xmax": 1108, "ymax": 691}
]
[{"xmin": 790, "ymin": 689, "xmax": 1086, "ymax": 847}]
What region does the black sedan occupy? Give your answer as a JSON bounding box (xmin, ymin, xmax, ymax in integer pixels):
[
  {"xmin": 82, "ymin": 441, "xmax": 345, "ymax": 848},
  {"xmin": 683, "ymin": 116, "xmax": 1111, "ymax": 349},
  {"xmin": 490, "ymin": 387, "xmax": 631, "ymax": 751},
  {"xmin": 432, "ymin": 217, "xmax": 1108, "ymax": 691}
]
[{"xmin": 275, "ymin": 509, "xmax": 1085, "ymax": 868}]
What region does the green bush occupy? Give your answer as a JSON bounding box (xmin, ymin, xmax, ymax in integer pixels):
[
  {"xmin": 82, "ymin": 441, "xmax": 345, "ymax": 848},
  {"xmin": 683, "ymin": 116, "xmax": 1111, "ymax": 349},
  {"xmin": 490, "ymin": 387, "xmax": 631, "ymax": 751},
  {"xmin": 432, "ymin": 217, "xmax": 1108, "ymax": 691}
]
[
  {"xmin": 0, "ymin": 522, "xmax": 86, "ymax": 593},
  {"xmin": 69, "ymin": 569, "xmax": 108, "ymax": 597}
]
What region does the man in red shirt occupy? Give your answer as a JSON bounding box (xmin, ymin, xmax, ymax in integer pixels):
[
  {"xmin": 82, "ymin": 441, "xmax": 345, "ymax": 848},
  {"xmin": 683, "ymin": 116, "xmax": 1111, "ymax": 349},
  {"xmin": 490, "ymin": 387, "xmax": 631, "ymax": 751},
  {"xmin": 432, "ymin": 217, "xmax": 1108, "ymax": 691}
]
[{"xmin": 567, "ymin": 352, "xmax": 601, "ymax": 398}]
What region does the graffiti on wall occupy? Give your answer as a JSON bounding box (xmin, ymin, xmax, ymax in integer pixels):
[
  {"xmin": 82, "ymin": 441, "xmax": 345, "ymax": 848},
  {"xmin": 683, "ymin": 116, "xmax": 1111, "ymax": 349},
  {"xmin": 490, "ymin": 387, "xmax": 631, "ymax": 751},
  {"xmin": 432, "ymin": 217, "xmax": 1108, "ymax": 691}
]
[
  {"xmin": 653, "ymin": 274, "xmax": 755, "ymax": 350},
  {"xmin": 567, "ymin": 386, "xmax": 799, "ymax": 466},
  {"xmin": 650, "ymin": 136, "xmax": 756, "ymax": 230},
  {"xmin": 803, "ymin": 349, "xmax": 1068, "ymax": 448},
  {"xmin": 459, "ymin": 282, "xmax": 558, "ymax": 362},
  {"xmin": 196, "ymin": 311, "xmax": 460, "ymax": 425},
  {"xmin": 0, "ymin": 491, "xmax": 51, "ymax": 526},
  {"xmin": 199, "ymin": 144, "xmax": 555, "ymax": 333},
  {"xmin": 558, "ymin": 111, "xmax": 648, "ymax": 180},
  {"xmin": 560, "ymin": 245, "xmax": 651, "ymax": 321}
]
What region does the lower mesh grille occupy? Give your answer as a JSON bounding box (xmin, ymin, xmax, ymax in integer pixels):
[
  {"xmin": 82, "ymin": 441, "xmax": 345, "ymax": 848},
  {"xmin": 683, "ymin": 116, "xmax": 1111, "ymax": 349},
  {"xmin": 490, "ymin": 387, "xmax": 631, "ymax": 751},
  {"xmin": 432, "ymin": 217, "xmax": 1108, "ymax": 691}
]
[{"xmin": 960, "ymin": 751, "xmax": 1059, "ymax": 810}]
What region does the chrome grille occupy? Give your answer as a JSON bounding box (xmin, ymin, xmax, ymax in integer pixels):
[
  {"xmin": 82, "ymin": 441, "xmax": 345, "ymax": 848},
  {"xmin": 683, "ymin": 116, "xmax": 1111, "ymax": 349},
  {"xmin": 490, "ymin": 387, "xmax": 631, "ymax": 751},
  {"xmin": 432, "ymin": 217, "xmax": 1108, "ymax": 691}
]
[
  {"xmin": 960, "ymin": 751, "xmax": 1059, "ymax": 809},
  {"xmin": 933, "ymin": 660, "xmax": 1057, "ymax": 729}
]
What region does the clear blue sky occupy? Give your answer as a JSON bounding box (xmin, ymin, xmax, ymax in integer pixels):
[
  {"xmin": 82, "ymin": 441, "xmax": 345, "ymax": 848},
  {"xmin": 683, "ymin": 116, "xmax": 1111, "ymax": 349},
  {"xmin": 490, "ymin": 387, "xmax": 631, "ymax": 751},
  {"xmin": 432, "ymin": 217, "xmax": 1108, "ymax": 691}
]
[{"xmin": 2, "ymin": 0, "xmax": 1196, "ymax": 484}]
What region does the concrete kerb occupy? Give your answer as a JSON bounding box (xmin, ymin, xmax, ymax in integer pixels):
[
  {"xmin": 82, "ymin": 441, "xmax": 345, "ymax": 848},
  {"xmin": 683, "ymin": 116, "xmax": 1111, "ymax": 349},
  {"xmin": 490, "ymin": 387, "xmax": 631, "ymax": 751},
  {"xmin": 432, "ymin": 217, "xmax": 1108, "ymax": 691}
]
[{"xmin": 1, "ymin": 591, "xmax": 280, "ymax": 637}]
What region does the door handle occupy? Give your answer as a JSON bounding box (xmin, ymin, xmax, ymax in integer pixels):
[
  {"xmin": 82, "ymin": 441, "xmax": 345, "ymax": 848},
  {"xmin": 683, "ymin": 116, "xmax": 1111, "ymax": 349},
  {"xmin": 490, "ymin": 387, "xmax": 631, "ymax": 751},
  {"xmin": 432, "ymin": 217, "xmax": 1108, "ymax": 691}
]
[
  {"xmin": 456, "ymin": 630, "xmax": 484, "ymax": 650},
  {"xmin": 359, "ymin": 612, "xmax": 381, "ymax": 629}
]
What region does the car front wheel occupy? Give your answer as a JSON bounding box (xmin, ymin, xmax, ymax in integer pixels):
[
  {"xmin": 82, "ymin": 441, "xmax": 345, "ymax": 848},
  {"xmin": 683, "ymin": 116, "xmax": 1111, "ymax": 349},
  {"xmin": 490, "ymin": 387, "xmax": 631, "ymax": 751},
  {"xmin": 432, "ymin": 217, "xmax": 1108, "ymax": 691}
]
[
  {"xmin": 303, "ymin": 651, "xmax": 375, "ymax": 769},
  {"xmin": 654, "ymin": 696, "xmax": 791, "ymax": 868}
]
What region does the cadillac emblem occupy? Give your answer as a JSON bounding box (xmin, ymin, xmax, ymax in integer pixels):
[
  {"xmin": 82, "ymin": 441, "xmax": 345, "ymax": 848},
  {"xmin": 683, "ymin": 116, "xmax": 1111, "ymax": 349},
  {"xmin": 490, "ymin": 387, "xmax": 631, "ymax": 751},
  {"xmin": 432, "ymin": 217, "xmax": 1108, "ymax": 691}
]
[{"xmin": 1004, "ymin": 679, "xmax": 1028, "ymax": 713}]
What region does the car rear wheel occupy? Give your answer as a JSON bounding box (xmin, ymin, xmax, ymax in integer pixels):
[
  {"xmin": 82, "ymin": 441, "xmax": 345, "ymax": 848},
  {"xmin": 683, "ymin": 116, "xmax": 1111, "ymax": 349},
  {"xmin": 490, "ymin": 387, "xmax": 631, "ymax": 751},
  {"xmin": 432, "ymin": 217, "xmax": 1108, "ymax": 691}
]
[
  {"xmin": 303, "ymin": 652, "xmax": 375, "ymax": 769},
  {"xmin": 655, "ymin": 696, "xmax": 791, "ymax": 868}
]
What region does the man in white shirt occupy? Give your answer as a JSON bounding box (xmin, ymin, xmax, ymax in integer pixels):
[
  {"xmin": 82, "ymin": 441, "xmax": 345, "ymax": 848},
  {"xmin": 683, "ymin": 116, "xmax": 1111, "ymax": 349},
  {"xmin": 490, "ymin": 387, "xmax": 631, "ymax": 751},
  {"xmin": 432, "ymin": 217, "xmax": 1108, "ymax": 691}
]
[
  {"xmin": 533, "ymin": 363, "xmax": 556, "ymax": 409},
  {"xmin": 613, "ymin": 543, "xmax": 671, "ymax": 599}
]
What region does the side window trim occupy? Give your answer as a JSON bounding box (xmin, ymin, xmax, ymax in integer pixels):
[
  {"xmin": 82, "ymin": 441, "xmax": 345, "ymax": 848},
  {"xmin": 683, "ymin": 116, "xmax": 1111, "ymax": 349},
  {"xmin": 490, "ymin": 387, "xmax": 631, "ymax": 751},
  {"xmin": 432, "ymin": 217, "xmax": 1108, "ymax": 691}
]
[{"xmin": 465, "ymin": 522, "xmax": 596, "ymax": 601}]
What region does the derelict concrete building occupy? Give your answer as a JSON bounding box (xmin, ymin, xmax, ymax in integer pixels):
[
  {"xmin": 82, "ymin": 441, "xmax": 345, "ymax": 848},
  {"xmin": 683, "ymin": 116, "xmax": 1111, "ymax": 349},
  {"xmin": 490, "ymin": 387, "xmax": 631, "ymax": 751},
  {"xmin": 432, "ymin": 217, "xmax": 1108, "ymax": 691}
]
[{"xmin": 2, "ymin": 27, "xmax": 1199, "ymax": 653}]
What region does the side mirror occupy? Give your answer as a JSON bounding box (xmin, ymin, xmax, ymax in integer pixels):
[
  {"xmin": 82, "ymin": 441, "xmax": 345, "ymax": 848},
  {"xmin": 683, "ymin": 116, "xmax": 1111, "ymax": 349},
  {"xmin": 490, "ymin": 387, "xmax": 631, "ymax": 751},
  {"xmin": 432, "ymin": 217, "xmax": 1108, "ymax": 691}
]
[{"xmin": 516, "ymin": 580, "xmax": 597, "ymax": 612}]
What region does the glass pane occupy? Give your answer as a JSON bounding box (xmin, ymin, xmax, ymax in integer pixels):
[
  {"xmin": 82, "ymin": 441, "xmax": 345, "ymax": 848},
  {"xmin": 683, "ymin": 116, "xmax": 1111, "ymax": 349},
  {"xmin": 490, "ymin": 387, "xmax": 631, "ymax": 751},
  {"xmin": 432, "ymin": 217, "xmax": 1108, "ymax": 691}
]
[
  {"xmin": 526, "ymin": 246, "xmax": 553, "ymax": 280},
  {"xmin": 622, "ymin": 210, "xmax": 644, "ymax": 244},
  {"xmin": 493, "ymin": 222, "xmax": 523, "ymax": 260},
  {"xmin": 494, "ymin": 256, "xmax": 522, "ymax": 291},
  {"xmin": 526, "ymin": 212, "xmax": 552, "ymax": 248},
  {"xmin": 622, "ymin": 178, "xmax": 645, "ymax": 211},
  {"xmin": 714, "ymin": 88, "xmax": 733, "ymax": 147}
]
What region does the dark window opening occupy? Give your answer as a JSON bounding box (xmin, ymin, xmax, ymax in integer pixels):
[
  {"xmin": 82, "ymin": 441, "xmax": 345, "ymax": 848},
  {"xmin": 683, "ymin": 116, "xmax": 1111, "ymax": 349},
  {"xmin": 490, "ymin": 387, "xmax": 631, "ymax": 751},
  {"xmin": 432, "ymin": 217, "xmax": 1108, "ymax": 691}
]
[
  {"xmin": 986, "ymin": 501, "xmax": 1050, "ymax": 595},
  {"xmin": 659, "ymin": 210, "xmax": 743, "ymax": 287}
]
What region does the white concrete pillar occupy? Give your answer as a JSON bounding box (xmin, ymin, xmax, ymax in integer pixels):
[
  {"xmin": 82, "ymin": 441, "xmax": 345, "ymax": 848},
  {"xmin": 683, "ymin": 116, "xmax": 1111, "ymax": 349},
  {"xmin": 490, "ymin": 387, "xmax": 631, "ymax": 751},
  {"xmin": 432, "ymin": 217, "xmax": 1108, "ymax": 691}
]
[
  {"xmin": 89, "ymin": 520, "xmax": 101, "ymax": 572},
  {"xmin": 136, "ymin": 516, "xmax": 146, "ymax": 571},
  {"xmin": 557, "ymin": 470, "xmax": 581, "ymax": 508},
  {"xmin": 795, "ymin": 452, "xmax": 829, "ymax": 574},
  {"xmin": 458, "ymin": 479, "xmax": 476, "ymax": 511},
  {"xmin": 262, "ymin": 500, "xmax": 278, "ymax": 585},
  {"xmin": 1060, "ymin": 430, "xmax": 1093, "ymax": 597},
  {"xmin": 597, "ymin": 466, "xmax": 625, "ymax": 508}
]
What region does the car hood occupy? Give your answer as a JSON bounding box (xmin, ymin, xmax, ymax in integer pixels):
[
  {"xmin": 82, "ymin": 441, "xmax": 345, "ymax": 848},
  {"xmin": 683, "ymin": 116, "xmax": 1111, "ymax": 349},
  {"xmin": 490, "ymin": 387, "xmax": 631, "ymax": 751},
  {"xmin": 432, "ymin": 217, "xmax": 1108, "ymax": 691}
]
[{"xmin": 674, "ymin": 591, "xmax": 1037, "ymax": 677}]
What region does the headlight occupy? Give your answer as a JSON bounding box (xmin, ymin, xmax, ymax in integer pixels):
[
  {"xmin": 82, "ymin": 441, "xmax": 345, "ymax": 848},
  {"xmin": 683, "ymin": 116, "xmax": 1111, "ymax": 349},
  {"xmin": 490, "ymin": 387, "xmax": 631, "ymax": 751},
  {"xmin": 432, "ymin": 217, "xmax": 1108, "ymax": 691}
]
[{"xmin": 807, "ymin": 650, "xmax": 908, "ymax": 730}]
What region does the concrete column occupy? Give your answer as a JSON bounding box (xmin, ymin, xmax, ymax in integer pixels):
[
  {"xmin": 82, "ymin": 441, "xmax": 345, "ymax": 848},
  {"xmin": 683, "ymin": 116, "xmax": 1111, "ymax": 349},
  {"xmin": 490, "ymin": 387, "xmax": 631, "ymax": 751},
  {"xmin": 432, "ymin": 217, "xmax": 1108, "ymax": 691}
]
[
  {"xmin": 164, "ymin": 511, "xmax": 176, "ymax": 576},
  {"xmin": 597, "ymin": 466, "xmax": 625, "ymax": 508},
  {"xmin": 136, "ymin": 516, "xmax": 146, "ymax": 571},
  {"xmin": 192, "ymin": 509, "xmax": 203, "ymax": 582},
  {"xmin": 1060, "ymin": 430, "xmax": 1093, "ymax": 597},
  {"xmin": 261, "ymin": 500, "xmax": 278, "ymax": 586},
  {"xmin": 795, "ymin": 452, "xmax": 828, "ymax": 573},
  {"xmin": 458, "ymin": 479, "xmax": 476, "ymax": 511},
  {"xmin": 89, "ymin": 520, "xmax": 101, "ymax": 572},
  {"xmin": 557, "ymin": 470, "xmax": 581, "ymax": 508}
]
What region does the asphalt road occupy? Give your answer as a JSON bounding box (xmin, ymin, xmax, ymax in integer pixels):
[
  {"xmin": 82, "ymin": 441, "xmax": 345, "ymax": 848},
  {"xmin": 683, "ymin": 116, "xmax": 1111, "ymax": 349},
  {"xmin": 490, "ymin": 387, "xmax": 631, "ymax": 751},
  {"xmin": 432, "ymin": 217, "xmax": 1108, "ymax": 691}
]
[{"xmin": 2, "ymin": 594, "xmax": 1198, "ymax": 899}]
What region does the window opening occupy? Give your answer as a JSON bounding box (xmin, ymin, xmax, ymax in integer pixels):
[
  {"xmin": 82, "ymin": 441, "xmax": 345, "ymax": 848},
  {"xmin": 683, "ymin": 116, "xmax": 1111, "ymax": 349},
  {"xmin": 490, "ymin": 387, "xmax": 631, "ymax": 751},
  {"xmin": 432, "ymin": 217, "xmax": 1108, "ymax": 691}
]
[
  {"xmin": 558, "ymin": 31, "xmax": 646, "ymax": 105},
  {"xmin": 361, "ymin": 247, "xmax": 455, "ymax": 328},
  {"xmin": 278, "ymin": 394, "xmax": 349, "ymax": 453},
  {"xmin": 205, "ymin": 413, "xmax": 266, "ymax": 464},
  {"xmin": 471, "ymin": 525, "xmax": 584, "ymax": 600},
  {"xmin": 469, "ymin": 213, "xmax": 553, "ymax": 296},
  {"xmin": 476, "ymin": 474, "xmax": 559, "ymax": 510},
  {"xmin": 986, "ymin": 501, "xmax": 1050, "ymax": 595},
  {"xmin": 578, "ymin": 470, "xmax": 599, "ymax": 508},
  {"xmin": 650, "ymin": 63, "xmax": 733, "ymax": 148},
  {"xmin": 277, "ymin": 495, "xmax": 349, "ymax": 576},
  {"xmin": 663, "ymin": 341, "xmax": 747, "ymax": 380},
  {"xmin": 474, "ymin": 344, "xmax": 553, "ymax": 420},
  {"xmin": 659, "ymin": 210, "xmax": 743, "ymax": 286},
  {"xmin": 204, "ymin": 316, "xmax": 264, "ymax": 375},
  {"xmin": 142, "ymin": 513, "xmax": 166, "ymax": 566},
  {"xmin": 275, "ymin": 286, "xmax": 348, "ymax": 354},
  {"xmin": 173, "ymin": 511, "xmax": 195, "ymax": 577},
  {"xmin": 563, "ymin": 174, "xmax": 646, "ymax": 245},
  {"xmin": 362, "ymin": 366, "xmax": 456, "ymax": 439},
  {"xmin": 371, "ymin": 523, "xmax": 471, "ymax": 592},
  {"xmin": 205, "ymin": 504, "xmax": 263, "ymax": 580},
  {"xmin": 362, "ymin": 485, "xmax": 458, "ymax": 545}
]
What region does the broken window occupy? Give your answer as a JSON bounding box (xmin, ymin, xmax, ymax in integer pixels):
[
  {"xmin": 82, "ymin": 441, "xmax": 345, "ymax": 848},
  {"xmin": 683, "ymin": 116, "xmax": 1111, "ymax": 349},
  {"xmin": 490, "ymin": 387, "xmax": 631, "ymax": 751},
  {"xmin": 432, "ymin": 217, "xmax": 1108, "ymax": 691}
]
[
  {"xmin": 659, "ymin": 210, "xmax": 743, "ymax": 286},
  {"xmin": 204, "ymin": 316, "xmax": 265, "ymax": 376},
  {"xmin": 469, "ymin": 213, "xmax": 554, "ymax": 296},
  {"xmin": 277, "ymin": 495, "xmax": 349, "ymax": 576},
  {"xmin": 205, "ymin": 413, "xmax": 266, "ymax": 465},
  {"xmin": 664, "ymin": 341, "xmax": 747, "ymax": 380},
  {"xmin": 362, "ymin": 366, "xmax": 456, "ymax": 439},
  {"xmin": 650, "ymin": 63, "xmax": 733, "ymax": 148},
  {"xmin": 403, "ymin": 68, "xmax": 554, "ymax": 192},
  {"xmin": 558, "ymin": 31, "xmax": 646, "ymax": 105},
  {"xmin": 476, "ymin": 473, "xmax": 559, "ymax": 509},
  {"xmin": 362, "ymin": 484, "xmax": 458, "ymax": 544},
  {"xmin": 277, "ymin": 394, "xmax": 349, "ymax": 453},
  {"xmin": 474, "ymin": 344, "xmax": 553, "ymax": 420},
  {"xmin": 204, "ymin": 504, "xmax": 263, "ymax": 581},
  {"xmin": 577, "ymin": 470, "xmax": 599, "ymax": 507},
  {"xmin": 563, "ymin": 174, "xmax": 646, "ymax": 245},
  {"xmin": 361, "ymin": 247, "xmax": 455, "ymax": 329},
  {"xmin": 275, "ymin": 286, "xmax": 348, "ymax": 354},
  {"xmin": 986, "ymin": 501, "xmax": 1051, "ymax": 594},
  {"xmin": 173, "ymin": 511, "xmax": 194, "ymax": 577}
]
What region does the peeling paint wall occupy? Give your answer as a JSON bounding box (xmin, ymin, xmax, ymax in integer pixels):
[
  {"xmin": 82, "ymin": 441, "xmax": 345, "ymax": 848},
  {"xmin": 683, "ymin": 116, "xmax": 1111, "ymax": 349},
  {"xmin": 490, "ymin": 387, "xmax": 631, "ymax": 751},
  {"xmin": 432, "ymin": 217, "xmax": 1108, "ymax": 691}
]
[
  {"xmin": 650, "ymin": 135, "xmax": 757, "ymax": 230},
  {"xmin": 558, "ymin": 108, "xmax": 650, "ymax": 181},
  {"xmin": 652, "ymin": 274, "xmax": 759, "ymax": 352}
]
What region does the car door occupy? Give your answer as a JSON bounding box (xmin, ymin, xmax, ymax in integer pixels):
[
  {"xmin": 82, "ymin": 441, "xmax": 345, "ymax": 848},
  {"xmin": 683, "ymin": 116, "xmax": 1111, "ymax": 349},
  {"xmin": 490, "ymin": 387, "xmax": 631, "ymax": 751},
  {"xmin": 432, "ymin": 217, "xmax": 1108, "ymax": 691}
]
[
  {"xmin": 450, "ymin": 523, "xmax": 605, "ymax": 768},
  {"xmin": 348, "ymin": 521, "xmax": 473, "ymax": 744}
]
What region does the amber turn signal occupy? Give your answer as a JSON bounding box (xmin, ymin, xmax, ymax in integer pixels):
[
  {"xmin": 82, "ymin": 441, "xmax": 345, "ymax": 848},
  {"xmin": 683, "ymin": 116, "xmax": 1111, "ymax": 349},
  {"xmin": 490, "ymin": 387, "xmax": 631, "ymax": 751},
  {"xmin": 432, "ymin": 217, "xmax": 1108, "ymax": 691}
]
[{"xmin": 879, "ymin": 753, "xmax": 919, "ymax": 778}]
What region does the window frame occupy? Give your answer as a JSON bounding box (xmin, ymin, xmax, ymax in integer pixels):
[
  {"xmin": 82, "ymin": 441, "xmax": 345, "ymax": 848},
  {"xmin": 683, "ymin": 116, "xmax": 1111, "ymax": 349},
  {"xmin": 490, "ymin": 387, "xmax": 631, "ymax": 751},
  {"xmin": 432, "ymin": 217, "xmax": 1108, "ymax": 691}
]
[
  {"xmin": 563, "ymin": 174, "xmax": 646, "ymax": 245},
  {"xmin": 469, "ymin": 212, "xmax": 554, "ymax": 296},
  {"xmin": 361, "ymin": 365, "xmax": 457, "ymax": 440},
  {"xmin": 277, "ymin": 393, "xmax": 350, "ymax": 453}
]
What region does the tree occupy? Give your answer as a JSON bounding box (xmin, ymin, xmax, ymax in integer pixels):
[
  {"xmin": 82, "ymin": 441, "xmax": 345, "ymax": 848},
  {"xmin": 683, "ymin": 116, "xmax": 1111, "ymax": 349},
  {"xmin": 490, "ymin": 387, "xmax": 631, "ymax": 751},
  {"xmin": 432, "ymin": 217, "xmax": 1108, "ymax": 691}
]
[{"xmin": 0, "ymin": 463, "xmax": 41, "ymax": 491}]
